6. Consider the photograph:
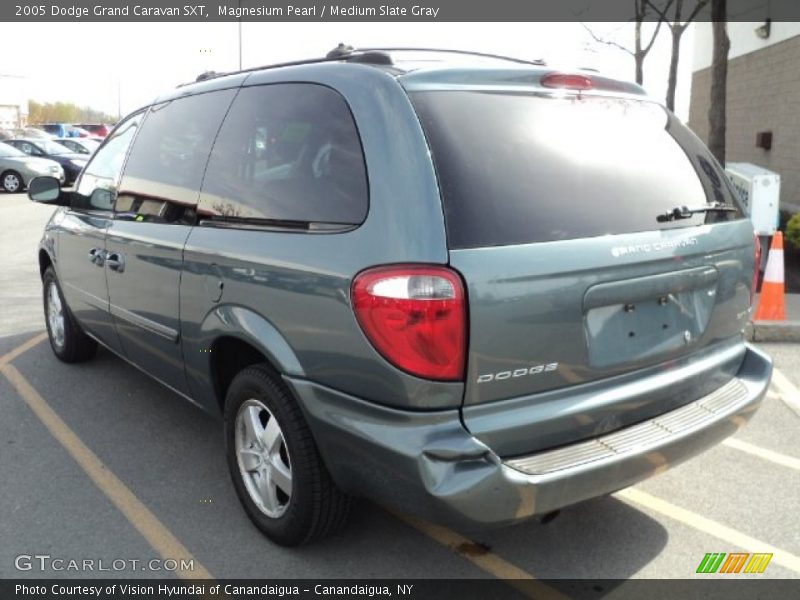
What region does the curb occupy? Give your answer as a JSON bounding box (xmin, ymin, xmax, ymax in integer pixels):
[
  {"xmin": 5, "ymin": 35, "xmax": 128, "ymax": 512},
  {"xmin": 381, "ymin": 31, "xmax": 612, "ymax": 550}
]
[{"xmin": 744, "ymin": 321, "xmax": 800, "ymax": 343}]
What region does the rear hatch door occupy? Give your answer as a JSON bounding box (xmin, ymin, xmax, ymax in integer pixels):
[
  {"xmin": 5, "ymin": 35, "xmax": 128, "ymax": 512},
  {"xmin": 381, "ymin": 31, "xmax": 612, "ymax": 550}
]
[{"xmin": 408, "ymin": 84, "xmax": 755, "ymax": 455}]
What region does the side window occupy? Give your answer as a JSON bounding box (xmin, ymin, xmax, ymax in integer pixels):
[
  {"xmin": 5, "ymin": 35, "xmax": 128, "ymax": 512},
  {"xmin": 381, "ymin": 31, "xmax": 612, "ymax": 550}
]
[
  {"xmin": 22, "ymin": 142, "xmax": 40, "ymax": 155},
  {"xmin": 117, "ymin": 89, "xmax": 236, "ymax": 223},
  {"xmin": 73, "ymin": 112, "xmax": 143, "ymax": 211},
  {"xmin": 198, "ymin": 83, "xmax": 368, "ymax": 226}
]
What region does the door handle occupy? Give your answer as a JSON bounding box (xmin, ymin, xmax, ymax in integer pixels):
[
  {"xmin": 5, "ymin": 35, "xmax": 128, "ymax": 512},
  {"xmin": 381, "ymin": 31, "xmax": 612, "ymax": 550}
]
[
  {"xmin": 88, "ymin": 247, "xmax": 105, "ymax": 266},
  {"xmin": 106, "ymin": 252, "xmax": 125, "ymax": 273}
]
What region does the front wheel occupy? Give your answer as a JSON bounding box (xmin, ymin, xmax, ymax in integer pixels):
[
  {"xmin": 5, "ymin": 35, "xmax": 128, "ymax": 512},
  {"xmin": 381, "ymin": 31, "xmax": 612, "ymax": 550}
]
[
  {"xmin": 224, "ymin": 365, "xmax": 351, "ymax": 546},
  {"xmin": 2, "ymin": 170, "xmax": 22, "ymax": 193},
  {"xmin": 42, "ymin": 267, "xmax": 97, "ymax": 362}
]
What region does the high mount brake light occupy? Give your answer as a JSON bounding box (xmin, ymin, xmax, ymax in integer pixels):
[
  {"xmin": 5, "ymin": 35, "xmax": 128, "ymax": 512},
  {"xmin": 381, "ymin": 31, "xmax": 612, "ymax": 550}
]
[
  {"xmin": 540, "ymin": 72, "xmax": 594, "ymax": 91},
  {"xmin": 351, "ymin": 266, "xmax": 466, "ymax": 381}
]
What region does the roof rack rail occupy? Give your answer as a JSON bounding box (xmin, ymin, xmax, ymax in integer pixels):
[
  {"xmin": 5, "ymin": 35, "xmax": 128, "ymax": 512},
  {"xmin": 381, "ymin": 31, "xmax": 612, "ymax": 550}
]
[
  {"xmin": 212, "ymin": 44, "xmax": 390, "ymax": 78},
  {"xmin": 355, "ymin": 47, "xmax": 546, "ymax": 67},
  {"xmin": 178, "ymin": 45, "xmax": 546, "ymax": 87}
]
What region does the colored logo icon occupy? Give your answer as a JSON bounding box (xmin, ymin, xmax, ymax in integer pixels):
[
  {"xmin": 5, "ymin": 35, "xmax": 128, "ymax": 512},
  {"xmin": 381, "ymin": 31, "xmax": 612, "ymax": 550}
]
[{"xmin": 696, "ymin": 552, "xmax": 772, "ymax": 574}]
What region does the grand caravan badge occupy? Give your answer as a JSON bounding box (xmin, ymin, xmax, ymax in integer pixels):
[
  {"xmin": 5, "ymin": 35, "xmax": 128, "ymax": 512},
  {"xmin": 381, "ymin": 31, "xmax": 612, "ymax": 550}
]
[{"xmin": 611, "ymin": 236, "xmax": 698, "ymax": 257}]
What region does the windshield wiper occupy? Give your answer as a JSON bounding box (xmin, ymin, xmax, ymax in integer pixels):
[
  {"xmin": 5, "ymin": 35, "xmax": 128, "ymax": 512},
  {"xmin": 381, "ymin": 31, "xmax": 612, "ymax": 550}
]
[{"xmin": 657, "ymin": 202, "xmax": 737, "ymax": 223}]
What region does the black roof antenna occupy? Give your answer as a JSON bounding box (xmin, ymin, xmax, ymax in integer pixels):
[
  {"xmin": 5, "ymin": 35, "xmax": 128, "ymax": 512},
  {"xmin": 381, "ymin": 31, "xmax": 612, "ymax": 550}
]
[
  {"xmin": 326, "ymin": 43, "xmax": 355, "ymax": 59},
  {"xmin": 326, "ymin": 44, "xmax": 393, "ymax": 65},
  {"xmin": 195, "ymin": 70, "xmax": 223, "ymax": 82}
]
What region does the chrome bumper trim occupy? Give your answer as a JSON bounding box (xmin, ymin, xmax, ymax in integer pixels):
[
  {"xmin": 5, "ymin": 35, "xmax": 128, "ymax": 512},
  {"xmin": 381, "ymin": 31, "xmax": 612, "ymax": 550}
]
[{"xmin": 506, "ymin": 378, "xmax": 748, "ymax": 476}]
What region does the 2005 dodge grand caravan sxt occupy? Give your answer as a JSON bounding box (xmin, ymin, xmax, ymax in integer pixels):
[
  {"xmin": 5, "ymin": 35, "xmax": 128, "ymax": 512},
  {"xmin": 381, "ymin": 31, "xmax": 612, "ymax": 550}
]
[{"xmin": 29, "ymin": 47, "xmax": 772, "ymax": 546}]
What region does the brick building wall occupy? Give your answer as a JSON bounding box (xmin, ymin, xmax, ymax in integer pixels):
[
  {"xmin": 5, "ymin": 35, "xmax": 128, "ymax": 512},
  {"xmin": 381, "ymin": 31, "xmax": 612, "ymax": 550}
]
[{"xmin": 689, "ymin": 34, "xmax": 800, "ymax": 214}]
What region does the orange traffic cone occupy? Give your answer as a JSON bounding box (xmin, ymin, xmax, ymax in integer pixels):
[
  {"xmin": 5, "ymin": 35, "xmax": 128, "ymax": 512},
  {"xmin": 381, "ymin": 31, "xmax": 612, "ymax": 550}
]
[{"xmin": 753, "ymin": 232, "xmax": 786, "ymax": 321}]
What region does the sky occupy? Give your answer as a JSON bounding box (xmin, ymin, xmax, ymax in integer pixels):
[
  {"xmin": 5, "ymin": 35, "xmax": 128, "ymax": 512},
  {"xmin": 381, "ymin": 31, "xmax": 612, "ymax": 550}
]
[{"xmin": 0, "ymin": 22, "xmax": 696, "ymax": 121}]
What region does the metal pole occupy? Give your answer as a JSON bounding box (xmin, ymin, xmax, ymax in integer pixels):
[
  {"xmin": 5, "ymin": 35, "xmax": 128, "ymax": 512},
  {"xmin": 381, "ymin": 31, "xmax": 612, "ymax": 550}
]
[{"xmin": 238, "ymin": 1, "xmax": 243, "ymax": 70}]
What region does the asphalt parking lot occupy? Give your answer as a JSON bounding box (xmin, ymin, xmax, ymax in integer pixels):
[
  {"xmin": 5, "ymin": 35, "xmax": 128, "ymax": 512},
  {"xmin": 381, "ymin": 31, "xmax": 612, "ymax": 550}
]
[{"xmin": 1, "ymin": 194, "xmax": 799, "ymax": 590}]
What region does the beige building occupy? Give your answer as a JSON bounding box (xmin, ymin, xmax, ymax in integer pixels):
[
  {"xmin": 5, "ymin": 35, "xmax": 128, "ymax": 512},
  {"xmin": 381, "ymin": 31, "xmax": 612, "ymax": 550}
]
[
  {"xmin": 0, "ymin": 74, "xmax": 28, "ymax": 130},
  {"xmin": 689, "ymin": 22, "xmax": 800, "ymax": 214}
]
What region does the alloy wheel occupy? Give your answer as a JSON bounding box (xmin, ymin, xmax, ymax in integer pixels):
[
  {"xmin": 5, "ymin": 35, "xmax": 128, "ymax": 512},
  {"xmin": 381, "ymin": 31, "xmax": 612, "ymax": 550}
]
[
  {"xmin": 46, "ymin": 281, "xmax": 65, "ymax": 349},
  {"xmin": 235, "ymin": 399, "xmax": 293, "ymax": 518}
]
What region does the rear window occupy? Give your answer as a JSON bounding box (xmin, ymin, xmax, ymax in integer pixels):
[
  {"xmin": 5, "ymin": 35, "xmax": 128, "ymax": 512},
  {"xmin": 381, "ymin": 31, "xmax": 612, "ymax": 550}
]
[{"xmin": 410, "ymin": 91, "xmax": 742, "ymax": 249}]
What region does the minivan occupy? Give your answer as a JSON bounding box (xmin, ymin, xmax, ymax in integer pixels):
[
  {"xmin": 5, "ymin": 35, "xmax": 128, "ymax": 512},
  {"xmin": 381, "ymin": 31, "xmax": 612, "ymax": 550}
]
[{"xmin": 28, "ymin": 47, "xmax": 772, "ymax": 546}]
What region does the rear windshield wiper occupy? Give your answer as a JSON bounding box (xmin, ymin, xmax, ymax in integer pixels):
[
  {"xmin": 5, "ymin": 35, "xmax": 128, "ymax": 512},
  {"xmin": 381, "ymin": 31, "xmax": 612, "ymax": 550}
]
[{"xmin": 657, "ymin": 202, "xmax": 737, "ymax": 223}]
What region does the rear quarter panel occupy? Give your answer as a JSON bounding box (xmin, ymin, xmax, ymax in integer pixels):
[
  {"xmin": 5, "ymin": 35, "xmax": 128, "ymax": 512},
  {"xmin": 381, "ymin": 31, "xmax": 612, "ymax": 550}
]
[{"xmin": 180, "ymin": 64, "xmax": 463, "ymax": 413}]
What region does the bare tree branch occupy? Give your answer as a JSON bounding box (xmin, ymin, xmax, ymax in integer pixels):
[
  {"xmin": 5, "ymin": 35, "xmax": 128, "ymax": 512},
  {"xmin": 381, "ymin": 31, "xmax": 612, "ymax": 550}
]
[
  {"xmin": 646, "ymin": 0, "xmax": 706, "ymax": 31},
  {"xmin": 646, "ymin": 0, "xmax": 709, "ymax": 110},
  {"xmin": 645, "ymin": 0, "xmax": 672, "ymax": 23},
  {"xmin": 641, "ymin": 0, "xmax": 669, "ymax": 55},
  {"xmin": 642, "ymin": 19, "xmax": 664, "ymax": 54},
  {"xmin": 683, "ymin": 0, "xmax": 711, "ymax": 30},
  {"xmin": 583, "ymin": 2, "xmax": 671, "ymax": 86},
  {"xmin": 581, "ymin": 23, "xmax": 634, "ymax": 57}
]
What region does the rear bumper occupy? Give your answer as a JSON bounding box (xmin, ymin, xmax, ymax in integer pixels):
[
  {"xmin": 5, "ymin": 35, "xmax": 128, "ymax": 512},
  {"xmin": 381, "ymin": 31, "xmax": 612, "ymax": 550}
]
[{"xmin": 285, "ymin": 343, "xmax": 771, "ymax": 530}]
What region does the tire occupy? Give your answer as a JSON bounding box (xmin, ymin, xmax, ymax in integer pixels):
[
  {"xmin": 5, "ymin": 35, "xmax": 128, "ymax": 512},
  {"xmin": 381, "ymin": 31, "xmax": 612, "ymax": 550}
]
[
  {"xmin": 42, "ymin": 267, "xmax": 97, "ymax": 363},
  {"xmin": 2, "ymin": 170, "xmax": 23, "ymax": 193},
  {"xmin": 224, "ymin": 364, "xmax": 351, "ymax": 546}
]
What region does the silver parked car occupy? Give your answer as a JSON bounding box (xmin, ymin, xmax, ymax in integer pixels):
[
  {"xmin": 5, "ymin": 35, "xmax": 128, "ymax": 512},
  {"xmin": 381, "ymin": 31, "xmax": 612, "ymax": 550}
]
[
  {"xmin": 0, "ymin": 142, "xmax": 64, "ymax": 193},
  {"xmin": 54, "ymin": 137, "xmax": 102, "ymax": 155}
]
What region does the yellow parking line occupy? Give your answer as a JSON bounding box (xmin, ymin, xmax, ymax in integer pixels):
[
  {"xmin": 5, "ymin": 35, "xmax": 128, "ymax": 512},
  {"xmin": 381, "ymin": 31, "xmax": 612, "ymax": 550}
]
[
  {"xmin": 3, "ymin": 330, "xmax": 554, "ymax": 590},
  {"xmin": 616, "ymin": 488, "xmax": 800, "ymax": 574},
  {"xmin": 6, "ymin": 330, "xmax": 798, "ymax": 584},
  {"xmin": 388, "ymin": 510, "xmax": 570, "ymax": 600},
  {"xmin": 0, "ymin": 361, "xmax": 213, "ymax": 580},
  {"xmin": 722, "ymin": 438, "xmax": 800, "ymax": 471},
  {"xmin": 0, "ymin": 331, "xmax": 47, "ymax": 366}
]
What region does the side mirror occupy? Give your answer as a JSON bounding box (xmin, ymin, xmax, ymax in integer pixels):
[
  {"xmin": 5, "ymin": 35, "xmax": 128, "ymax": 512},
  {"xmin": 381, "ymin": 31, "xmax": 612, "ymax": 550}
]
[{"xmin": 28, "ymin": 176, "xmax": 66, "ymax": 204}]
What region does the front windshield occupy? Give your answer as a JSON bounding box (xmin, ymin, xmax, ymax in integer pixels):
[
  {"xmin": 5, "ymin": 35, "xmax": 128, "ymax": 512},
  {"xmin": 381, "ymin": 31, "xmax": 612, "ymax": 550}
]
[
  {"xmin": 40, "ymin": 140, "xmax": 73, "ymax": 155},
  {"xmin": 0, "ymin": 143, "xmax": 26, "ymax": 158}
]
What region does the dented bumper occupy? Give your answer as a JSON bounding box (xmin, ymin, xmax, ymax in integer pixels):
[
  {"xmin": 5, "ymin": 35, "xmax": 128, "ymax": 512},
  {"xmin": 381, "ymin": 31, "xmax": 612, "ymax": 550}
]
[{"xmin": 283, "ymin": 344, "xmax": 771, "ymax": 530}]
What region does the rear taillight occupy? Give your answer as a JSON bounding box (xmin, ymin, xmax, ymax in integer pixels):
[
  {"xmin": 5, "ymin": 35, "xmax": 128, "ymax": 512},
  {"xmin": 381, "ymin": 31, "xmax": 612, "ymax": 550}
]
[
  {"xmin": 540, "ymin": 72, "xmax": 594, "ymax": 91},
  {"xmin": 751, "ymin": 232, "xmax": 762, "ymax": 307},
  {"xmin": 352, "ymin": 266, "xmax": 466, "ymax": 381}
]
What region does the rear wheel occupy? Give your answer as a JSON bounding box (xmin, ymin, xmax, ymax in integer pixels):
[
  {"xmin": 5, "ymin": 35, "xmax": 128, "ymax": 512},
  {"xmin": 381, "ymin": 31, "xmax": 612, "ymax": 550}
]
[
  {"xmin": 224, "ymin": 364, "xmax": 350, "ymax": 545},
  {"xmin": 42, "ymin": 267, "xmax": 97, "ymax": 362},
  {"xmin": 1, "ymin": 171, "xmax": 22, "ymax": 193}
]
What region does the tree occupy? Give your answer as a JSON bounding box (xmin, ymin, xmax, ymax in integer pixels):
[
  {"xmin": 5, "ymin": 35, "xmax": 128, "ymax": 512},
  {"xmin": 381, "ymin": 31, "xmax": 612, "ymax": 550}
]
[
  {"xmin": 632, "ymin": 0, "xmax": 672, "ymax": 84},
  {"xmin": 708, "ymin": 0, "xmax": 729, "ymax": 164},
  {"xmin": 28, "ymin": 100, "xmax": 116, "ymax": 125},
  {"xmin": 647, "ymin": 0, "xmax": 710, "ymax": 111},
  {"xmin": 583, "ymin": 1, "xmax": 670, "ymax": 85}
]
